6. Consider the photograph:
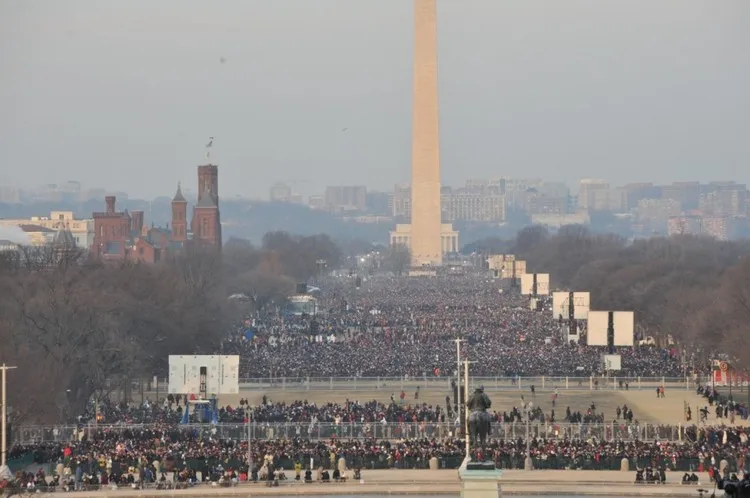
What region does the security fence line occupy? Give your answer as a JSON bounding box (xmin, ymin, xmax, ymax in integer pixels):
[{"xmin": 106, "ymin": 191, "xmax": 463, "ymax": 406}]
[
  {"xmin": 130, "ymin": 375, "xmax": 709, "ymax": 394},
  {"xmin": 234, "ymin": 375, "xmax": 700, "ymax": 391},
  {"xmin": 13, "ymin": 421, "xmax": 702, "ymax": 445},
  {"xmin": 10, "ymin": 454, "xmax": 746, "ymax": 478}
]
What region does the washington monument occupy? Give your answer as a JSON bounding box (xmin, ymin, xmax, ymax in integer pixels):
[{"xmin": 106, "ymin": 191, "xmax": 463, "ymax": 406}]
[{"xmin": 391, "ymin": 0, "xmax": 458, "ymax": 267}]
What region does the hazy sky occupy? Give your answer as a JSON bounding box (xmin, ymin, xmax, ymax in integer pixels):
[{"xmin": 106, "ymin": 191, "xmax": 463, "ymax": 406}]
[{"xmin": 1, "ymin": 0, "xmax": 749, "ymax": 199}]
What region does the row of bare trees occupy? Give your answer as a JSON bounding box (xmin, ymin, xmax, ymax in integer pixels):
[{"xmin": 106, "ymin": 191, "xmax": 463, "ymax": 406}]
[
  {"xmin": 509, "ymin": 225, "xmax": 750, "ymax": 367},
  {"xmin": 0, "ymin": 232, "xmax": 340, "ymax": 424}
]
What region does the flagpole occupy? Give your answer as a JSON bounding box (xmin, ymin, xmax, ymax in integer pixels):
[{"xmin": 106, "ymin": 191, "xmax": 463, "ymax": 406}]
[{"xmin": 205, "ymin": 137, "xmax": 214, "ymax": 163}]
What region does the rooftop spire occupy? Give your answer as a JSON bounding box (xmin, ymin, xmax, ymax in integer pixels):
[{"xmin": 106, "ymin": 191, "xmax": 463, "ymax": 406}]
[{"xmin": 172, "ymin": 182, "xmax": 186, "ymax": 202}]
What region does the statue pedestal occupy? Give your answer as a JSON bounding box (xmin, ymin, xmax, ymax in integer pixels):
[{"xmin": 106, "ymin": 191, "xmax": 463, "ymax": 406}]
[{"xmin": 458, "ymin": 459, "xmax": 503, "ymax": 498}]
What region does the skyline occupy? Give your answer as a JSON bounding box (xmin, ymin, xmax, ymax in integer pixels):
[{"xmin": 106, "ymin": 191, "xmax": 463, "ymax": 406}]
[
  {"xmin": 2, "ymin": 174, "xmax": 749, "ymax": 203},
  {"xmin": 2, "ymin": 0, "xmax": 749, "ymax": 199}
]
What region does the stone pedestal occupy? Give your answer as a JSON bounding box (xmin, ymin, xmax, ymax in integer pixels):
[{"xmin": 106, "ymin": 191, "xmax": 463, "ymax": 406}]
[{"xmin": 458, "ymin": 459, "xmax": 503, "ymax": 498}]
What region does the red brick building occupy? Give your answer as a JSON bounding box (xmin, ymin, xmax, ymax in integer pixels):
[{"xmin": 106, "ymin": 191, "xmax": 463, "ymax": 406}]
[
  {"xmin": 190, "ymin": 164, "xmax": 222, "ymax": 249},
  {"xmin": 91, "ymin": 164, "xmax": 222, "ymax": 263}
]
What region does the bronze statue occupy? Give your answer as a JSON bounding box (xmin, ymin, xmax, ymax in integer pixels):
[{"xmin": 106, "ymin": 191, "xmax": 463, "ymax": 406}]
[{"xmin": 466, "ymin": 385, "xmax": 492, "ymax": 448}]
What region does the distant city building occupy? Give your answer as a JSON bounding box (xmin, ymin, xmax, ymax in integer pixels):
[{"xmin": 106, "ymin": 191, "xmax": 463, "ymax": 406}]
[
  {"xmin": 635, "ymin": 198, "xmax": 682, "ymax": 234},
  {"xmin": 325, "ymin": 185, "xmax": 367, "ymax": 212},
  {"xmin": 661, "ymin": 182, "xmax": 700, "ymax": 209},
  {"xmin": 0, "ymin": 211, "xmax": 93, "ymax": 248},
  {"xmin": 343, "ymin": 215, "xmax": 393, "ymax": 224},
  {"xmin": 503, "ymin": 178, "xmax": 542, "ymax": 209},
  {"xmin": 525, "ymin": 183, "xmax": 570, "ymax": 216},
  {"xmin": 667, "ymin": 215, "xmax": 703, "ymax": 237},
  {"xmin": 667, "ymin": 214, "xmax": 739, "ymax": 241},
  {"xmin": 577, "ymin": 179, "xmax": 611, "ymax": 211},
  {"xmin": 392, "ymin": 184, "xmax": 411, "ymax": 218},
  {"xmin": 699, "ymin": 182, "xmax": 747, "ymax": 217},
  {"xmin": 702, "ymin": 216, "xmax": 735, "ymax": 241},
  {"xmin": 531, "ymin": 211, "xmax": 590, "ymax": 228},
  {"xmin": 441, "ymin": 186, "xmax": 506, "ymax": 222},
  {"xmin": 365, "ymin": 190, "xmax": 391, "ymax": 216},
  {"xmin": 537, "ymin": 181, "xmax": 569, "ymax": 198},
  {"xmin": 18, "ymin": 224, "xmax": 56, "ymax": 245},
  {"xmin": 91, "ymin": 164, "xmax": 221, "ymax": 263},
  {"xmin": 616, "ymin": 183, "xmax": 660, "ymax": 211},
  {"xmin": 269, "ymin": 182, "xmax": 293, "ymax": 203},
  {"xmin": 307, "ymin": 195, "xmax": 326, "ymax": 210}
]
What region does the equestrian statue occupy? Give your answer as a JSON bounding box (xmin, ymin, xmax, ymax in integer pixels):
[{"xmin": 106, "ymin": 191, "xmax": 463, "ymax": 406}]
[{"xmin": 466, "ymin": 385, "xmax": 492, "ymax": 448}]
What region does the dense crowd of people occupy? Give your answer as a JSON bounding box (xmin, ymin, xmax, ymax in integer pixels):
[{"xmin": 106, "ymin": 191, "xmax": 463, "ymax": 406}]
[
  {"xmin": 7, "ymin": 423, "xmax": 750, "ymax": 488},
  {"xmin": 75, "ymin": 396, "xmax": 622, "ymax": 430},
  {"xmin": 223, "ymin": 276, "xmax": 684, "ymax": 379},
  {"xmin": 5, "ymin": 271, "xmax": 740, "ymax": 493}
]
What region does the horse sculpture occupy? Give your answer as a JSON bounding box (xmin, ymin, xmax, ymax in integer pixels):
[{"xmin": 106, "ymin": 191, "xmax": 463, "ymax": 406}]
[
  {"xmin": 466, "ymin": 386, "xmax": 492, "ymax": 449},
  {"xmin": 468, "ymin": 410, "xmax": 491, "ymax": 448}
]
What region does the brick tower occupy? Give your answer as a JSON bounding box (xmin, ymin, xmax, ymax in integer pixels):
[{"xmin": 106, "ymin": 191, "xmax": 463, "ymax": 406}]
[
  {"xmin": 191, "ymin": 165, "xmax": 222, "ymax": 249},
  {"xmin": 171, "ymin": 182, "xmax": 188, "ymax": 242}
]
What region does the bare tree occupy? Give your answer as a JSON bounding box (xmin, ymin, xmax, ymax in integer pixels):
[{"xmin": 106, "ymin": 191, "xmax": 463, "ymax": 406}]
[
  {"xmin": 508, "ymin": 227, "xmax": 750, "ymax": 367},
  {"xmin": 0, "ymin": 230, "xmax": 348, "ymax": 423},
  {"xmin": 384, "ymin": 244, "xmax": 411, "ymax": 275}
]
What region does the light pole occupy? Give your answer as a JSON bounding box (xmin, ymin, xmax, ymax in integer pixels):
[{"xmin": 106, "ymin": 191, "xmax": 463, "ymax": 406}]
[
  {"xmin": 462, "ymin": 359, "xmax": 479, "ymax": 462},
  {"xmin": 454, "ymin": 338, "xmax": 463, "ymax": 431},
  {"xmin": 523, "ymin": 403, "xmax": 533, "ymax": 471},
  {"xmin": 463, "ymin": 360, "xmax": 470, "ymax": 458},
  {"xmin": 315, "ymin": 259, "xmax": 326, "ymax": 283},
  {"xmin": 1, "ymin": 364, "xmax": 17, "ymax": 468},
  {"xmin": 246, "ymin": 414, "xmax": 254, "ymax": 475}
]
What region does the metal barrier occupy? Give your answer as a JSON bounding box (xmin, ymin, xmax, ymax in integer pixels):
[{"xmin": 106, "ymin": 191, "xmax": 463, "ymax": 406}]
[
  {"xmin": 12, "ymin": 421, "xmax": 698, "ymax": 445},
  {"xmin": 9, "ymin": 453, "xmax": 739, "ymax": 476},
  {"xmin": 132, "ymin": 375, "xmax": 701, "ymax": 394},
  {"xmin": 233, "ymin": 375, "xmax": 698, "ymax": 392}
]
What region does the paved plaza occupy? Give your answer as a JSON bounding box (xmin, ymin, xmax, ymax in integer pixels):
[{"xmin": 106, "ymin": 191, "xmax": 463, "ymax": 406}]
[
  {"xmin": 50, "ymin": 469, "xmax": 715, "ymax": 497},
  {"xmin": 214, "ymin": 382, "xmax": 728, "ymax": 426}
]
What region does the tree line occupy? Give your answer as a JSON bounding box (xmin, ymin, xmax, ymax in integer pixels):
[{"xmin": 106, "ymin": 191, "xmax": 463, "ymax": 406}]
[
  {"xmin": 0, "ymin": 232, "xmax": 341, "ymax": 424},
  {"xmin": 504, "ymin": 225, "xmax": 750, "ymax": 369},
  {"xmin": 5, "ymin": 224, "xmax": 745, "ymax": 422}
]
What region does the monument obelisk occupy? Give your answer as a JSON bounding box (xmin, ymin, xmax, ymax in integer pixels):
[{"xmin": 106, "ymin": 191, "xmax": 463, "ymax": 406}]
[{"xmin": 409, "ymin": 0, "xmax": 444, "ymax": 266}]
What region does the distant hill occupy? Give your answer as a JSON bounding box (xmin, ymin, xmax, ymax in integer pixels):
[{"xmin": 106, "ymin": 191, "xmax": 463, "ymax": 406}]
[{"xmin": 221, "ymin": 201, "xmax": 393, "ymax": 244}]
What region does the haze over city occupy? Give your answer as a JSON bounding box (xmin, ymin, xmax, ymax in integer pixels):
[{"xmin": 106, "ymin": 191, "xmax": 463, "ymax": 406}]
[{"xmin": 2, "ymin": 0, "xmax": 749, "ymax": 199}]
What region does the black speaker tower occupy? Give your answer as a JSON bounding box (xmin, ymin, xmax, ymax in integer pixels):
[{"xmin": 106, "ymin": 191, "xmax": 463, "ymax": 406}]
[
  {"xmin": 607, "ymin": 311, "xmax": 615, "ymax": 354},
  {"xmin": 568, "ymin": 291, "xmax": 577, "ymax": 336},
  {"xmin": 532, "ymin": 273, "xmax": 538, "ymax": 296}
]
